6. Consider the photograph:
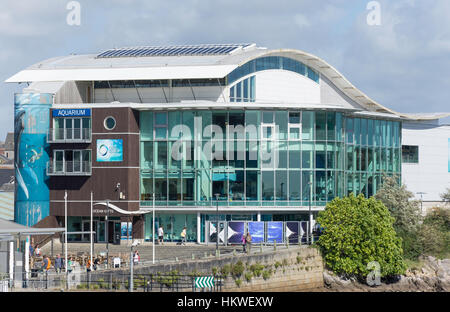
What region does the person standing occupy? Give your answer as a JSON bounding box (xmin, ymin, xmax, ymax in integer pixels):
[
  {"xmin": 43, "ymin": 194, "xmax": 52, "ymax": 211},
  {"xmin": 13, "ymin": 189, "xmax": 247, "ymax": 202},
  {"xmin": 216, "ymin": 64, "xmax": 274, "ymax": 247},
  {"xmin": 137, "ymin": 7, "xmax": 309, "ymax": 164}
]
[
  {"xmin": 180, "ymin": 227, "xmax": 187, "ymax": 246},
  {"xmin": 86, "ymin": 258, "xmax": 91, "ymax": 272},
  {"xmin": 54, "ymin": 254, "xmax": 62, "ymax": 273},
  {"xmin": 158, "ymin": 225, "xmax": 164, "ymax": 245}
]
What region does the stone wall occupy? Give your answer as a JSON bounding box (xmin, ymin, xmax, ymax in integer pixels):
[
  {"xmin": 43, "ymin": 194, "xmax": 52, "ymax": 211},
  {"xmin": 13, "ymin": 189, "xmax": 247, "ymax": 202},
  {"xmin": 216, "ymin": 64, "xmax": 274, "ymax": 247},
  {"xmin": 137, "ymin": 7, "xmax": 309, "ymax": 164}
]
[
  {"xmin": 87, "ymin": 245, "xmax": 324, "ymax": 292},
  {"xmin": 221, "ymin": 246, "xmax": 323, "ymax": 292}
]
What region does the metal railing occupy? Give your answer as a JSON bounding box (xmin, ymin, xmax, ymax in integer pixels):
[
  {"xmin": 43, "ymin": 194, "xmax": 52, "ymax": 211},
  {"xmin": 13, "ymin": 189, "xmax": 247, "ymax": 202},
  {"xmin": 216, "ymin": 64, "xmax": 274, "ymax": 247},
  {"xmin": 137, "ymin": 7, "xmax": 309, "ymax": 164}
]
[
  {"xmin": 46, "ymin": 161, "xmax": 92, "ymax": 176},
  {"xmin": 16, "ymin": 271, "xmax": 223, "ymax": 292},
  {"xmin": 47, "ymin": 128, "xmax": 91, "ymax": 143}
]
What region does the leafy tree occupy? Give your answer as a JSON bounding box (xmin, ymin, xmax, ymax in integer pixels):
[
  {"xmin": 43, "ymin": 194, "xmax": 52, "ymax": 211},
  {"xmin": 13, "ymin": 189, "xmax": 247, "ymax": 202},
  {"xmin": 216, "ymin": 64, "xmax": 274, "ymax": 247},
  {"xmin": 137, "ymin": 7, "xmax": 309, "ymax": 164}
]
[
  {"xmin": 374, "ymin": 175, "xmax": 422, "ymax": 233},
  {"xmin": 374, "ymin": 176, "xmax": 423, "ymax": 260},
  {"xmin": 317, "ymin": 193, "xmax": 406, "ymax": 278},
  {"xmin": 440, "ymin": 188, "xmax": 450, "ymax": 203},
  {"xmin": 419, "ymin": 207, "xmax": 450, "ymax": 258}
]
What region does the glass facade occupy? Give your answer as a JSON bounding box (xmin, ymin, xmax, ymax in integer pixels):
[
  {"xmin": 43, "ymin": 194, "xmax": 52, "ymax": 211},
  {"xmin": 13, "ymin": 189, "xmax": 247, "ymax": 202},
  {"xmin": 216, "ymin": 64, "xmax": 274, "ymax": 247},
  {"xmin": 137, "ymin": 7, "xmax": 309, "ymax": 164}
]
[
  {"xmin": 139, "ymin": 110, "xmax": 402, "ymax": 207},
  {"xmin": 227, "ymin": 56, "xmax": 320, "ymax": 85}
]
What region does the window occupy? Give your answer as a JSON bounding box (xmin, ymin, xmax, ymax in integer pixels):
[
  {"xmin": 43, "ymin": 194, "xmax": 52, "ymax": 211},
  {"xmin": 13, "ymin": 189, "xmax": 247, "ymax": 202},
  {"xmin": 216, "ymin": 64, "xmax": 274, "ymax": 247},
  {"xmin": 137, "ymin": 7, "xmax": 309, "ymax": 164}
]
[
  {"xmin": 53, "ymin": 117, "xmax": 91, "ymax": 141},
  {"xmin": 104, "ymin": 116, "xmax": 116, "ymax": 130},
  {"xmin": 402, "ymin": 145, "xmax": 418, "ymax": 163},
  {"xmin": 50, "ymin": 149, "xmax": 91, "ymax": 175}
]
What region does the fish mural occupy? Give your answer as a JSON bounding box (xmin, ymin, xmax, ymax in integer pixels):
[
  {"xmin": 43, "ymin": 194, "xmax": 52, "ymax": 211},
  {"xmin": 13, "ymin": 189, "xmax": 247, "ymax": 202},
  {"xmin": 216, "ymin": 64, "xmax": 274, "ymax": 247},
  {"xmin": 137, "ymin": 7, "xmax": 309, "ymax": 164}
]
[{"xmin": 14, "ymin": 93, "xmax": 52, "ymax": 226}]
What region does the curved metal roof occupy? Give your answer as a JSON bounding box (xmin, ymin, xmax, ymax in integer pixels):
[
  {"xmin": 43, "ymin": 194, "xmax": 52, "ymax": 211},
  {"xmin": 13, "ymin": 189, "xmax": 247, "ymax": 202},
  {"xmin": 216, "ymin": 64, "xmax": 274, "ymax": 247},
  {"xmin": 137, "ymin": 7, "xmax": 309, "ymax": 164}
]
[{"xmin": 5, "ymin": 44, "xmax": 449, "ymax": 121}]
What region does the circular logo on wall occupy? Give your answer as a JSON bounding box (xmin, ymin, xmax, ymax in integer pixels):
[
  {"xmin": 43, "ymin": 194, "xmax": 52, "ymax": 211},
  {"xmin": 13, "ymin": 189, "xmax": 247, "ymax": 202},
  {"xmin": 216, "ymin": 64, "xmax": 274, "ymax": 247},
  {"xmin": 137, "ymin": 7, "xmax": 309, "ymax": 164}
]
[{"xmin": 99, "ymin": 144, "xmax": 109, "ymax": 157}]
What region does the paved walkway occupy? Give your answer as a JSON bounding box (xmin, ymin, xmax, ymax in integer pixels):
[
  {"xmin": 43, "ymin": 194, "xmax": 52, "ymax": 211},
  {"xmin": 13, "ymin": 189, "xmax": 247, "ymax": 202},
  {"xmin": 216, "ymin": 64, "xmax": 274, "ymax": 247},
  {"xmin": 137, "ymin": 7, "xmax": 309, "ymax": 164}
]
[{"xmin": 40, "ymin": 240, "xmax": 282, "ymax": 264}]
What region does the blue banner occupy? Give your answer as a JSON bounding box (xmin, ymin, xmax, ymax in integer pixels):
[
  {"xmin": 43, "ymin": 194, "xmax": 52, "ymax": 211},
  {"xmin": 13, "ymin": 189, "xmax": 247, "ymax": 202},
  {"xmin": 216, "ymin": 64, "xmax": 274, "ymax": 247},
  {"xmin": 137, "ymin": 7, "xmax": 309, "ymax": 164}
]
[
  {"xmin": 52, "ymin": 108, "xmax": 91, "ymax": 117},
  {"xmin": 286, "ymin": 221, "xmax": 300, "ymax": 244},
  {"xmin": 248, "ymin": 222, "xmax": 265, "ymax": 243},
  {"xmin": 14, "ymin": 93, "xmax": 52, "ymax": 226},
  {"xmin": 267, "ymin": 221, "xmax": 283, "ymax": 244},
  {"xmin": 227, "ymin": 221, "xmax": 245, "ymax": 244},
  {"xmin": 97, "ymin": 139, "xmax": 123, "ymax": 162}
]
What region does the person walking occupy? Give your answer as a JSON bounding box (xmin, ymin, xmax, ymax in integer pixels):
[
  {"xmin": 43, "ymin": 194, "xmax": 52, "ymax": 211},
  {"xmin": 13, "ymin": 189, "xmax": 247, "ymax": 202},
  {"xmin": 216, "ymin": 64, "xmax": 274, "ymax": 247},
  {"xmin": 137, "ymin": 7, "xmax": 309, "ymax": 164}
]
[
  {"xmin": 241, "ymin": 233, "xmax": 247, "ymax": 253},
  {"xmin": 86, "ymin": 258, "xmax": 91, "ymax": 272},
  {"xmin": 42, "ymin": 255, "xmax": 51, "ymax": 273},
  {"xmin": 29, "ymin": 243, "xmax": 34, "ymax": 258},
  {"xmin": 35, "ymin": 245, "xmax": 41, "ymax": 257},
  {"xmin": 133, "ymin": 251, "xmax": 140, "ymax": 265},
  {"xmin": 54, "ymin": 254, "xmax": 62, "ymax": 273},
  {"xmin": 158, "ymin": 225, "xmax": 164, "ymax": 245},
  {"xmin": 93, "ymin": 258, "xmax": 100, "ymax": 271},
  {"xmin": 180, "ymin": 227, "xmax": 187, "ymax": 246},
  {"xmin": 67, "ymin": 258, "xmax": 73, "ymax": 273},
  {"xmin": 245, "ymin": 232, "xmax": 252, "ymax": 254}
]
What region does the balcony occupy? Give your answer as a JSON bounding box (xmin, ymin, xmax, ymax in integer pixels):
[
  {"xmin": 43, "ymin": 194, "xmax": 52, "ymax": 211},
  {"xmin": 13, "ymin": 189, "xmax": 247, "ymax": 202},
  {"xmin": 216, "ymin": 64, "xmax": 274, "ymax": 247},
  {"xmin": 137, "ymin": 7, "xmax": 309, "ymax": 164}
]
[
  {"xmin": 47, "ymin": 128, "xmax": 91, "ymax": 143},
  {"xmin": 47, "ymin": 160, "xmax": 92, "ymax": 176}
]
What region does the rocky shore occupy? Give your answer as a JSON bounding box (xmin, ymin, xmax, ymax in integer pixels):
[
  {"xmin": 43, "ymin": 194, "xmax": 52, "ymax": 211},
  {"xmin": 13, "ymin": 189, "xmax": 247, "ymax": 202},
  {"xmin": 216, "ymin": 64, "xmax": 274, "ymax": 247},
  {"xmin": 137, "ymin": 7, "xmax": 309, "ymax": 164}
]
[{"xmin": 322, "ymin": 256, "xmax": 450, "ymax": 292}]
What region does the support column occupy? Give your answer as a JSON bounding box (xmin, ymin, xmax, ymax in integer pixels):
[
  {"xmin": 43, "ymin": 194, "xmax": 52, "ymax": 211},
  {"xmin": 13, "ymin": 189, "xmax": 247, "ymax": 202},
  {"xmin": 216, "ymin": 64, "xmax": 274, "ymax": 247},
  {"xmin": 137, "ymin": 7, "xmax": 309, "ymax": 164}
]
[
  {"xmin": 9, "ymin": 241, "xmax": 14, "ymax": 285},
  {"xmin": 257, "ymin": 212, "xmax": 261, "ymax": 222},
  {"xmin": 197, "ymin": 212, "xmax": 201, "ymax": 244}
]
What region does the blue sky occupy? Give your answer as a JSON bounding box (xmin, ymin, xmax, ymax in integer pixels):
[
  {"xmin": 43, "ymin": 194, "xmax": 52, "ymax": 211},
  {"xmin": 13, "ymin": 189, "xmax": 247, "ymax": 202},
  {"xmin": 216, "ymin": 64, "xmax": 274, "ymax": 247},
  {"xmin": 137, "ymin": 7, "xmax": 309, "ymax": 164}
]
[{"xmin": 1, "ymin": 0, "xmax": 449, "ymax": 139}]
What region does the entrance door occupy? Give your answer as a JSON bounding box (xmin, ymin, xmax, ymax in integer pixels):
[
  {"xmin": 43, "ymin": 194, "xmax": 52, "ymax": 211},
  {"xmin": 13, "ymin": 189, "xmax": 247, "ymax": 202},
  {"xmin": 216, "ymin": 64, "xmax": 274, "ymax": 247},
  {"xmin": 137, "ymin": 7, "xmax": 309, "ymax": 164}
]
[
  {"xmin": 82, "ymin": 220, "xmax": 91, "ymax": 242},
  {"xmin": 108, "ymin": 221, "xmax": 115, "ymax": 243},
  {"xmin": 97, "ymin": 221, "xmax": 106, "ymax": 242}
]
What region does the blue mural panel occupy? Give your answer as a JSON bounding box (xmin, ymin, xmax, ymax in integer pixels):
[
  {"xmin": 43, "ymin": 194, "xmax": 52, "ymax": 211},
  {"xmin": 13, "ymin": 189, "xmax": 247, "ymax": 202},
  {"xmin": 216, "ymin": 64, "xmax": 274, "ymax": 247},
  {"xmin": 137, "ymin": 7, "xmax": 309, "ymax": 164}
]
[
  {"xmin": 248, "ymin": 222, "xmax": 264, "ymax": 243},
  {"xmin": 286, "ymin": 221, "xmax": 300, "ymax": 244},
  {"xmin": 14, "ymin": 93, "xmax": 52, "ymax": 226},
  {"xmin": 227, "ymin": 221, "xmax": 245, "ymax": 244},
  {"xmin": 97, "ymin": 139, "xmax": 123, "ymax": 162},
  {"xmin": 267, "ymin": 221, "xmax": 283, "ymax": 243}
]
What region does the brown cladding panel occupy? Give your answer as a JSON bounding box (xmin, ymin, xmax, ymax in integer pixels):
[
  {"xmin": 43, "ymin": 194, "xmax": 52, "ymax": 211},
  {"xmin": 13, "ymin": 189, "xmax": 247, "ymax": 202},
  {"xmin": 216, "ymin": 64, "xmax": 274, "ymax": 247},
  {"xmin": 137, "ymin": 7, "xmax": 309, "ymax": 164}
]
[{"xmin": 49, "ymin": 107, "xmax": 141, "ymax": 216}]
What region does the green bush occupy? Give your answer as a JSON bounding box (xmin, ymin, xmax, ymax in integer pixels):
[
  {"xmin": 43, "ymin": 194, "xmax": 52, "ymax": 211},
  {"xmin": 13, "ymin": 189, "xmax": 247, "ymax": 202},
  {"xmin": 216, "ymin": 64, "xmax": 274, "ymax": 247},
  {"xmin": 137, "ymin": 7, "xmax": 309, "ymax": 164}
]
[
  {"xmin": 244, "ymin": 272, "xmax": 253, "ymax": 282},
  {"xmin": 232, "ymin": 261, "xmax": 245, "ymax": 278},
  {"xmin": 249, "ymin": 263, "xmax": 264, "ymax": 277},
  {"xmin": 212, "ymin": 267, "xmax": 218, "ymax": 276},
  {"xmin": 235, "ymin": 279, "xmax": 242, "ymax": 287},
  {"xmin": 262, "ymin": 269, "xmax": 272, "ymax": 280},
  {"xmin": 274, "ymin": 261, "xmax": 282, "ymax": 269},
  {"xmin": 418, "ymin": 208, "xmax": 449, "ymax": 258},
  {"xmin": 221, "ymin": 264, "xmax": 231, "ymax": 277},
  {"xmin": 317, "ymin": 193, "xmax": 406, "ymax": 278}
]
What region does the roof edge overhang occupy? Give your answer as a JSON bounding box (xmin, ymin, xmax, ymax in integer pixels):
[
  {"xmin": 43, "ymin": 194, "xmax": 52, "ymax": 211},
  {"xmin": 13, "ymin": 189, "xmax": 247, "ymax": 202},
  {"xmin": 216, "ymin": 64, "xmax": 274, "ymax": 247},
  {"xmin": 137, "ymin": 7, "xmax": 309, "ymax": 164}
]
[{"xmin": 5, "ymin": 65, "xmax": 238, "ymax": 83}]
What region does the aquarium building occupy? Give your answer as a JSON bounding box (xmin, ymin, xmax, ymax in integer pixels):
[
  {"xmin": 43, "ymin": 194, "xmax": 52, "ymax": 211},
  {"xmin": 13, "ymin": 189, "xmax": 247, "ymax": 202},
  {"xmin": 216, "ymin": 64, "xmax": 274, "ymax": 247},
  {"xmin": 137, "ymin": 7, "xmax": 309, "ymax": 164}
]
[{"xmin": 6, "ymin": 43, "xmax": 447, "ymax": 243}]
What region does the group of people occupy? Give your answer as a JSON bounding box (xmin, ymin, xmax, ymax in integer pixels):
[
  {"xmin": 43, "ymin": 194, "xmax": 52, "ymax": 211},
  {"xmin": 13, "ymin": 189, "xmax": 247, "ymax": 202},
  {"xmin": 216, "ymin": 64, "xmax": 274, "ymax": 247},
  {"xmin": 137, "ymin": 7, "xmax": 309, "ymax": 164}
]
[{"xmin": 157, "ymin": 225, "xmax": 188, "ymax": 245}]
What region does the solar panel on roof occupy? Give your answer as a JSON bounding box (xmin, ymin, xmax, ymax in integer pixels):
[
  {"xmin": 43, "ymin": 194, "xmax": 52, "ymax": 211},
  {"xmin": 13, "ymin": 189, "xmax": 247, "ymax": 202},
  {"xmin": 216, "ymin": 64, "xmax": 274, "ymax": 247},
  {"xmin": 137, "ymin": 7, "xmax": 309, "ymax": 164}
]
[{"xmin": 96, "ymin": 44, "xmax": 252, "ymax": 58}]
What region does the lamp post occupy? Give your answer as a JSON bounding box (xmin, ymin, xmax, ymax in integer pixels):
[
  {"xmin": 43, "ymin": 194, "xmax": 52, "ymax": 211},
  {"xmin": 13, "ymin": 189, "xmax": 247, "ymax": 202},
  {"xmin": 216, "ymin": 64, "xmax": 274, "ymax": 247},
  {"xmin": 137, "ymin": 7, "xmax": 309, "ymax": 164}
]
[
  {"xmin": 152, "ymin": 192, "xmax": 155, "ymax": 264},
  {"xmin": 129, "ymin": 240, "xmax": 140, "ymax": 292},
  {"xmin": 416, "ymin": 192, "xmax": 426, "ymax": 214},
  {"xmin": 308, "ymin": 180, "xmax": 312, "ymax": 245},
  {"xmin": 214, "ymin": 193, "xmax": 220, "ymax": 255},
  {"xmin": 106, "ymin": 199, "xmax": 110, "ymax": 269}
]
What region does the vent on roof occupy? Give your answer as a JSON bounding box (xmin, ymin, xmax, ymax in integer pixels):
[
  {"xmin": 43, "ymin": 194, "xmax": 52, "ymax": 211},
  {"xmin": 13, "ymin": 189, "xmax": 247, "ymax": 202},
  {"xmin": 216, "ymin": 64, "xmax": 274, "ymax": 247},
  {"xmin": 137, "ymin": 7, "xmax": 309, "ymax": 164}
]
[{"xmin": 96, "ymin": 44, "xmax": 253, "ymax": 58}]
